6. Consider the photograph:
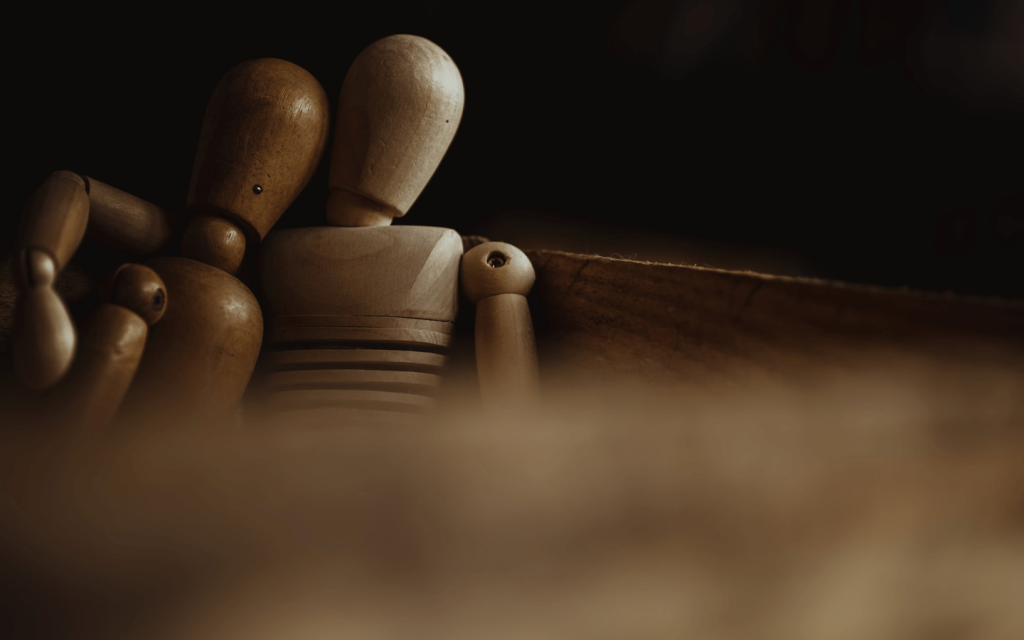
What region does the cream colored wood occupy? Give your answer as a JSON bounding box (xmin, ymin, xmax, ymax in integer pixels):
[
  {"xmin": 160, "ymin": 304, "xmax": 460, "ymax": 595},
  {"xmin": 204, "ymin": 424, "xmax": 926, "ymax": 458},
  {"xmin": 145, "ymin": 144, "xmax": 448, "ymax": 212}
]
[
  {"xmin": 260, "ymin": 348, "xmax": 447, "ymax": 371},
  {"xmin": 460, "ymin": 241, "xmax": 536, "ymax": 304},
  {"xmin": 461, "ymin": 242, "xmax": 540, "ymax": 407},
  {"xmin": 328, "ymin": 34, "xmax": 464, "ymax": 227},
  {"xmin": 261, "ymin": 369, "xmax": 441, "ymax": 392},
  {"xmin": 267, "ymin": 388, "xmax": 436, "ymax": 411},
  {"xmin": 474, "ymin": 294, "xmax": 540, "ymax": 407},
  {"xmin": 267, "ymin": 326, "xmax": 451, "ymax": 349},
  {"xmin": 84, "ymin": 176, "xmax": 176, "ymax": 256},
  {"xmin": 259, "ymin": 226, "xmax": 463, "ymax": 321},
  {"xmin": 269, "ymin": 315, "xmax": 453, "ymax": 332},
  {"xmin": 187, "ymin": 58, "xmax": 330, "ymax": 240}
]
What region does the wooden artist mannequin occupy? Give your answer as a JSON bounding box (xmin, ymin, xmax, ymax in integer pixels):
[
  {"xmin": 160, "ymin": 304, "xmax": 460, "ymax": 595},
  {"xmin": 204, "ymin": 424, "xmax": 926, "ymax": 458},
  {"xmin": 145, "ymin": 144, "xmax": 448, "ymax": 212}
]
[
  {"xmin": 12, "ymin": 59, "xmax": 330, "ymax": 431},
  {"xmin": 258, "ymin": 35, "xmax": 539, "ymax": 423}
]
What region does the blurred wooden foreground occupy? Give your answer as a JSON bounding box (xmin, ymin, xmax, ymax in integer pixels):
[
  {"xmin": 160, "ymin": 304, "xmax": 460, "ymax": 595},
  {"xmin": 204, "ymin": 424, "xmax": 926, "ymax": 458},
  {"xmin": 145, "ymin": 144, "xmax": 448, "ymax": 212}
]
[{"xmin": 1, "ymin": 246, "xmax": 1023, "ymax": 638}]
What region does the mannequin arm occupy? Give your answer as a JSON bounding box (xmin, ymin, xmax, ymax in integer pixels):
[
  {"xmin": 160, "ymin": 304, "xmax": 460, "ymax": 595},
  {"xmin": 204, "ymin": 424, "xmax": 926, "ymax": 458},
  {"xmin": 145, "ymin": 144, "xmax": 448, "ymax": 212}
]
[
  {"xmin": 44, "ymin": 264, "xmax": 166, "ymax": 433},
  {"xmin": 13, "ymin": 171, "xmax": 175, "ymax": 389},
  {"xmin": 460, "ymin": 241, "xmax": 540, "ymax": 409}
]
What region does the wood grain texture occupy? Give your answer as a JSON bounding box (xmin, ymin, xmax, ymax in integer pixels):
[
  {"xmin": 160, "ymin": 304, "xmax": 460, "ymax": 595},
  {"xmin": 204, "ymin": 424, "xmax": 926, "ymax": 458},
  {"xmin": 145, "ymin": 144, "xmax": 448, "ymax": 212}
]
[
  {"xmin": 43, "ymin": 303, "xmax": 148, "ymax": 434},
  {"xmin": 266, "ymin": 326, "xmax": 452, "ymax": 349},
  {"xmin": 84, "ymin": 176, "xmax": 176, "ymax": 256},
  {"xmin": 260, "ymin": 348, "xmax": 447, "ymax": 372},
  {"xmin": 179, "ymin": 214, "xmax": 246, "ymax": 275},
  {"xmin": 11, "ymin": 172, "xmax": 90, "ymax": 390},
  {"xmin": 38, "ymin": 265, "xmax": 166, "ymax": 432},
  {"xmin": 18, "ymin": 171, "xmax": 89, "ymax": 271},
  {"xmin": 10, "ymin": 250, "xmax": 75, "ymax": 390},
  {"xmin": 256, "ymin": 226, "xmax": 462, "ymax": 419},
  {"xmin": 3, "ymin": 244, "xmax": 1023, "ymax": 424},
  {"xmin": 259, "ymin": 226, "xmax": 463, "ymax": 321},
  {"xmin": 461, "ymin": 242, "xmax": 539, "ymax": 407},
  {"xmin": 525, "ymin": 250, "xmax": 1024, "ymax": 389},
  {"xmin": 113, "ymin": 257, "xmax": 262, "ymax": 429},
  {"xmin": 0, "ymin": 257, "xmax": 92, "ymax": 360},
  {"xmin": 473, "ymin": 294, "xmax": 540, "ymax": 407},
  {"xmin": 187, "ymin": 58, "xmax": 330, "ymax": 240},
  {"xmin": 328, "ymin": 34, "xmax": 464, "ymax": 227}
]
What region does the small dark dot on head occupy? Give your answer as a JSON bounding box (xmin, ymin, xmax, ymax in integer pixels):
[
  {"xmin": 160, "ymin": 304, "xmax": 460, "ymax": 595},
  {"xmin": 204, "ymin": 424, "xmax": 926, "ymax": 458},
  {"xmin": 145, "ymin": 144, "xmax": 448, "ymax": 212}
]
[
  {"xmin": 446, "ymin": 120, "xmax": 449, "ymax": 123},
  {"xmin": 253, "ymin": 184, "xmax": 263, "ymax": 194},
  {"xmin": 152, "ymin": 289, "xmax": 166, "ymax": 311}
]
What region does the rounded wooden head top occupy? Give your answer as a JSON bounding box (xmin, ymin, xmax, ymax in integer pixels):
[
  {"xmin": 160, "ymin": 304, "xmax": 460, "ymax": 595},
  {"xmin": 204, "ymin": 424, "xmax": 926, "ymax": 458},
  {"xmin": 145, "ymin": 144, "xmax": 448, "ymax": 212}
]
[
  {"xmin": 187, "ymin": 58, "xmax": 331, "ymax": 240},
  {"xmin": 328, "ymin": 34, "xmax": 465, "ymax": 227}
]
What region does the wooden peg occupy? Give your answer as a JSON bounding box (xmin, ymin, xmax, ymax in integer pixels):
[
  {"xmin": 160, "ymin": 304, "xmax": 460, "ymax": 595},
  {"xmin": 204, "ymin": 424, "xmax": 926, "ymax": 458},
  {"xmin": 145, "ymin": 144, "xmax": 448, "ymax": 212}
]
[
  {"xmin": 10, "ymin": 249, "xmax": 75, "ymax": 390},
  {"xmin": 180, "ymin": 214, "xmax": 246, "ymax": 276},
  {"xmin": 12, "ymin": 171, "xmax": 90, "ymax": 389},
  {"xmin": 328, "ymin": 34, "xmax": 465, "ymax": 227},
  {"xmin": 84, "ymin": 176, "xmax": 176, "ymax": 256},
  {"xmin": 45, "ymin": 264, "xmax": 166, "ymax": 434},
  {"xmin": 18, "ymin": 171, "xmax": 89, "ymax": 271},
  {"xmin": 12, "ymin": 170, "xmax": 172, "ymax": 391},
  {"xmin": 460, "ymin": 242, "xmax": 539, "ymax": 408},
  {"xmin": 188, "ymin": 58, "xmax": 331, "ymax": 240}
]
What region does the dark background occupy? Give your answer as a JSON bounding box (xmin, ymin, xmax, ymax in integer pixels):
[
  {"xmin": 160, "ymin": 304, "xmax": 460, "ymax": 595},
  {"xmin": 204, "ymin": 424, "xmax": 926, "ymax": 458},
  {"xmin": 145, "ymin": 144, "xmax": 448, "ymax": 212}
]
[{"xmin": 8, "ymin": 0, "xmax": 1024, "ymax": 297}]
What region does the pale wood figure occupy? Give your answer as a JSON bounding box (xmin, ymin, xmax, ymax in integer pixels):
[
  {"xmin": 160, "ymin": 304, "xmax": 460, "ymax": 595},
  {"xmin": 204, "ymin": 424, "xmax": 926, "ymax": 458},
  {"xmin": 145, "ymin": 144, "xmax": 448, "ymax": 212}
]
[{"xmin": 258, "ymin": 35, "xmax": 540, "ymax": 423}]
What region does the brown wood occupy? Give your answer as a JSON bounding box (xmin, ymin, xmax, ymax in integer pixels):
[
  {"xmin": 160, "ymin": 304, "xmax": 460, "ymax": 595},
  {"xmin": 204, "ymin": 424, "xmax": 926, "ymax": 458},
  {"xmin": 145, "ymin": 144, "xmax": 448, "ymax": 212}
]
[
  {"xmin": 44, "ymin": 304, "xmax": 149, "ymax": 434},
  {"xmin": 10, "ymin": 171, "xmax": 91, "ymax": 389},
  {"xmin": 105, "ymin": 263, "xmax": 168, "ymax": 326},
  {"xmin": 18, "ymin": 171, "xmax": 89, "ymax": 271},
  {"xmin": 10, "ymin": 250, "xmax": 75, "ymax": 389},
  {"xmin": 105, "ymin": 58, "xmax": 330, "ymax": 427},
  {"xmin": 187, "ymin": 58, "xmax": 331, "ymax": 240},
  {"xmin": 113, "ymin": 257, "xmax": 262, "ymax": 429},
  {"xmin": 179, "ymin": 214, "xmax": 246, "ymax": 275},
  {"xmin": 526, "ymin": 250, "xmax": 1024, "ymax": 389},
  {"xmin": 327, "ymin": 34, "xmax": 464, "ymax": 227},
  {"xmin": 84, "ymin": 176, "xmax": 176, "ymax": 256}
]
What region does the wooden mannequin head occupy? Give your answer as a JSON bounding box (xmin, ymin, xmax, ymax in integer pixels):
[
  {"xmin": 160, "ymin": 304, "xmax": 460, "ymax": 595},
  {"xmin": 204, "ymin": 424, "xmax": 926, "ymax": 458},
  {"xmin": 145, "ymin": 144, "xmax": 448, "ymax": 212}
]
[
  {"xmin": 327, "ymin": 34, "xmax": 465, "ymax": 227},
  {"xmin": 255, "ymin": 35, "xmax": 466, "ymax": 424},
  {"xmin": 187, "ymin": 58, "xmax": 331, "ymax": 240}
]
